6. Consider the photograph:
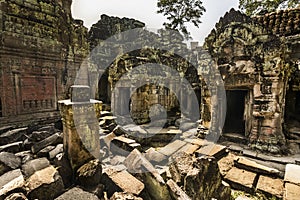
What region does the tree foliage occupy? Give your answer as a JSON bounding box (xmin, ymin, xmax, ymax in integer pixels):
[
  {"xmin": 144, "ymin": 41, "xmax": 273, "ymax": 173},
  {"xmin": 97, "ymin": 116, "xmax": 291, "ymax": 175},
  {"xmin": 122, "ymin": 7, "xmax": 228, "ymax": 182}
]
[
  {"xmin": 239, "ymin": 0, "xmax": 299, "ymax": 16},
  {"xmin": 157, "ymin": 0, "xmax": 206, "ymax": 40}
]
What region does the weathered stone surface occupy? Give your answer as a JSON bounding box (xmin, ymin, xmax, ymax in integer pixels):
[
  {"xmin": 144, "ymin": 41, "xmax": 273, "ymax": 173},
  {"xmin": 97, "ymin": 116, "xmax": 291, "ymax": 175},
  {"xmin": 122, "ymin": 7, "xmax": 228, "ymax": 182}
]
[
  {"xmin": 110, "ymin": 192, "xmax": 143, "ymax": 200},
  {"xmin": 55, "ymin": 187, "xmax": 99, "ymax": 200},
  {"xmin": 167, "ymin": 179, "xmax": 191, "ymax": 200},
  {"xmin": 285, "ymin": 164, "xmax": 300, "ymax": 185},
  {"xmin": 284, "ymin": 183, "xmax": 300, "ymax": 200},
  {"xmin": 52, "ymin": 153, "xmax": 73, "ymax": 188},
  {"xmin": 76, "ymin": 159, "xmax": 102, "ymax": 187},
  {"xmin": 4, "ymin": 192, "xmax": 28, "ymax": 200},
  {"xmin": 25, "ymin": 166, "xmax": 64, "ymax": 200},
  {"xmin": 101, "ymin": 169, "xmax": 144, "ymax": 197},
  {"xmin": 0, "ymin": 169, "xmax": 25, "ymax": 197},
  {"xmin": 234, "ymin": 156, "xmax": 280, "ymax": 176},
  {"xmin": 224, "ymin": 167, "xmax": 257, "ymax": 192},
  {"xmin": 21, "ymin": 157, "xmax": 50, "ymax": 177},
  {"xmin": 256, "ymin": 175, "xmax": 283, "ymax": 198},
  {"xmin": 0, "ymin": 152, "xmax": 21, "ymax": 176}
]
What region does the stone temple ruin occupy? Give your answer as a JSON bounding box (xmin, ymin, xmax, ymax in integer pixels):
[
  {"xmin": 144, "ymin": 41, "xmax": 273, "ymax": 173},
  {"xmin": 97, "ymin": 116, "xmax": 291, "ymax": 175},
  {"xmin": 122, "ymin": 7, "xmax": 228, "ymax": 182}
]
[{"xmin": 0, "ymin": 0, "xmax": 300, "ymax": 199}]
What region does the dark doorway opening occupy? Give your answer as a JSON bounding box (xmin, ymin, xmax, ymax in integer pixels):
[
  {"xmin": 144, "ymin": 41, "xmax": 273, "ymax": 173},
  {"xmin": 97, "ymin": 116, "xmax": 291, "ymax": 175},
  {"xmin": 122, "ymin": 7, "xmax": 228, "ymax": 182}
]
[
  {"xmin": 98, "ymin": 73, "xmax": 110, "ymax": 103},
  {"xmin": 223, "ymin": 90, "xmax": 247, "ymax": 135}
]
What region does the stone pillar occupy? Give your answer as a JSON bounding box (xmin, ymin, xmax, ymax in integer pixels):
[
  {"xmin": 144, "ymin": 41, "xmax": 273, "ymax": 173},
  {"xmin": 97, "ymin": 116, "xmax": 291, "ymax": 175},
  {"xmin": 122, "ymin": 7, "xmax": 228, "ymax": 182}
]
[{"xmin": 58, "ymin": 85, "xmax": 102, "ymax": 170}]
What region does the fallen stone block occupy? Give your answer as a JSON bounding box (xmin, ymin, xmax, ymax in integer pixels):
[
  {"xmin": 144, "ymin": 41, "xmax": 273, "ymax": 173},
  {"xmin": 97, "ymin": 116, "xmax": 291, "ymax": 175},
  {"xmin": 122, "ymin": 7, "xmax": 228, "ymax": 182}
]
[
  {"xmin": 31, "ymin": 132, "xmax": 63, "ymax": 154},
  {"xmin": 145, "ymin": 147, "xmax": 167, "ymax": 164},
  {"xmin": 0, "ymin": 142, "xmax": 23, "ymax": 153},
  {"xmin": 110, "ymin": 192, "xmax": 143, "ymax": 200},
  {"xmin": 284, "ymin": 183, "xmax": 300, "ymax": 200},
  {"xmin": 36, "ymin": 145, "xmax": 55, "ymax": 157},
  {"xmin": 15, "ymin": 151, "xmax": 33, "ymax": 164},
  {"xmin": 110, "ymin": 136, "xmax": 140, "ymax": 156},
  {"xmin": 195, "ymin": 143, "xmax": 227, "ymax": 160},
  {"xmin": 124, "ymin": 149, "xmax": 171, "ymax": 200},
  {"xmin": 21, "ymin": 157, "xmax": 50, "ymax": 177},
  {"xmin": 76, "ymin": 159, "xmax": 102, "ymax": 187},
  {"xmin": 256, "ymin": 175, "xmax": 283, "ymax": 198},
  {"xmin": 0, "ymin": 128, "xmax": 28, "ymax": 145},
  {"xmin": 284, "ymin": 164, "xmax": 300, "ymax": 186},
  {"xmin": 167, "ymin": 179, "xmax": 191, "ymax": 200},
  {"xmin": 178, "ymin": 143, "xmax": 199, "ymax": 155},
  {"xmin": 234, "ymin": 156, "xmax": 280, "ymax": 176},
  {"xmin": 49, "ymin": 144, "xmax": 63, "ymax": 159},
  {"xmin": 158, "ymin": 140, "xmax": 187, "ymax": 157},
  {"xmin": 52, "ymin": 153, "xmax": 73, "ymax": 188},
  {"xmin": 101, "ymin": 168, "xmax": 144, "ymax": 197},
  {"xmin": 25, "ymin": 166, "xmax": 64, "ymax": 200},
  {"xmin": 55, "ymin": 187, "xmax": 99, "ymax": 200},
  {"xmin": 0, "ymin": 169, "xmax": 25, "ymax": 197},
  {"xmin": 30, "ymin": 131, "xmax": 53, "ymax": 142},
  {"xmin": 224, "ymin": 167, "xmax": 257, "ymax": 192},
  {"xmin": 4, "ymin": 192, "xmax": 27, "ymax": 200},
  {"xmin": 0, "ymin": 152, "xmax": 21, "ymax": 176}
]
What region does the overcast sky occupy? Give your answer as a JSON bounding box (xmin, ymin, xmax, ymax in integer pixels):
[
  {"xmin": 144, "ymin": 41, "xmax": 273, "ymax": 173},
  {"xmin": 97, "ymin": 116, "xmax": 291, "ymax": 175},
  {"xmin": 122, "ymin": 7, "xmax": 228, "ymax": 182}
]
[{"xmin": 71, "ymin": 0, "xmax": 239, "ymax": 44}]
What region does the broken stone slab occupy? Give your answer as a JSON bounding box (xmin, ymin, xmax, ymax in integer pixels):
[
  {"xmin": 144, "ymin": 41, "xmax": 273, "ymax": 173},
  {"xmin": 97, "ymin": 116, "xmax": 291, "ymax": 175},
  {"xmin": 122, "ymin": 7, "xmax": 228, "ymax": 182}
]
[
  {"xmin": 0, "ymin": 142, "xmax": 23, "ymax": 154},
  {"xmin": 256, "ymin": 175, "xmax": 283, "ymax": 198},
  {"xmin": 158, "ymin": 140, "xmax": 187, "ymax": 157},
  {"xmin": 234, "ymin": 156, "xmax": 280, "ymax": 176},
  {"xmin": 110, "ymin": 192, "xmax": 143, "ymax": 200},
  {"xmin": 31, "ymin": 132, "xmax": 63, "ymax": 154},
  {"xmin": 29, "ymin": 130, "xmax": 53, "ymax": 142},
  {"xmin": 4, "ymin": 192, "xmax": 28, "ymax": 200},
  {"xmin": 49, "ymin": 144, "xmax": 63, "ymax": 159},
  {"xmin": 284, "ymin": 164, "xmax": 300, "ymax": 186},
  {"xmin": 0, "ymin": 169, "xmax": 25, "ymax": 197},
  {"xmin": 195, "ymin": 143, "xmax": 228, "ymax": 160},
  {"xmin": 167, "ymin": 179, "xmax": 191, "ymax": 200},
  {"xmin": 101, "ymin": 168, "xmax": 144, "ymax": 197},
  {"xmin": 99, "ymin": 116, "xmax": 117, "ymax": 126},
  {"xmin": 284, "ymin": 183, "xmax": 300, "ymax": 200},
  {"xmin": 100, "ymin": 132, "xmax": 116, "ymax": 149},
  {"xmin": 224, "ymin": 167, "xmax": 257, "ymax": 193},
  {"xmin": 0, "ymin": 152, "xmax": 21, "ymax": 176},
  {"xmin": 76, "ymin": 159, "xmax": 102, "ymax": 188},
  {"xmin": 0, "ymin": 127, "xmax": 28, "ymax": 145},
  {"xmin": 21, "ymin": 157, "xmax": 50, "ymax": 178},
  {"xmin": 25, "ymin": 166, "xmax": 64, "ymax": 200},
  {"xmin": 55, "ymin": 187, "xmax": 99, "ymax": 200}
]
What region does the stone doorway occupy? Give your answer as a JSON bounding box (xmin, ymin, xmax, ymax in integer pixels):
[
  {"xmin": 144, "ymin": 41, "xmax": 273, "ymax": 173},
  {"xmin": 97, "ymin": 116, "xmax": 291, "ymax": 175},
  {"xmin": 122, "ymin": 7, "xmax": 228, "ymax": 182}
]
[{"xmin": 223, "ymin": 90, "xmax": 248, "ymax": 135}]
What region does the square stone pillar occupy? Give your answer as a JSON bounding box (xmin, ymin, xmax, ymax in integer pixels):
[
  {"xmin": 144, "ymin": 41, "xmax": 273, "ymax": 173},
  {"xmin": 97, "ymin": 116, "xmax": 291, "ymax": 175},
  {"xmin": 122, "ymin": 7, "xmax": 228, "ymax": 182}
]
[{"xmin": 58, "ymin": 85, "xmax": 102, "ymax": 170}]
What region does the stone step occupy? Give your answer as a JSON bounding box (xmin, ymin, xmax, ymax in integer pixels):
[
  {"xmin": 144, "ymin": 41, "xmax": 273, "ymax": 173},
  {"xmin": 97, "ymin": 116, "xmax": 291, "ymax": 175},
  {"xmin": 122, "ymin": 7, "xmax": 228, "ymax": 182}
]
[
  {"xmin": 256, "ymin": 175, "xmax": 284, "ymax": 198},
  {"xmin": 224, "ymin": 167, "xmax": 258, "ymax": 193}
]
